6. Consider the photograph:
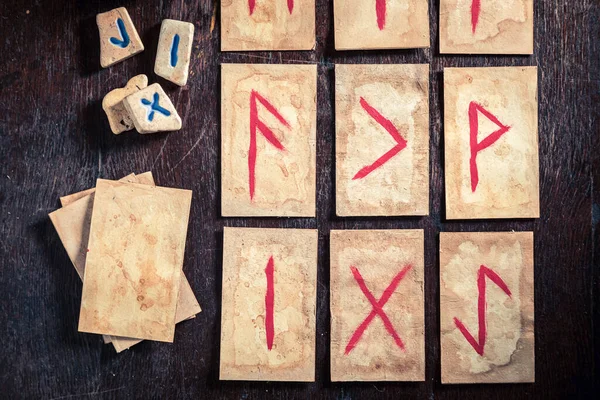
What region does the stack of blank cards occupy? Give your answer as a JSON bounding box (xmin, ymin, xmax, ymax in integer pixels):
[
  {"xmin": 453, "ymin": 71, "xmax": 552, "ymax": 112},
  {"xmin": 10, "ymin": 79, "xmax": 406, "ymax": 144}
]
[{"xmin": 49, "ymin": 172, "xmax": 200, "ymax": 352}]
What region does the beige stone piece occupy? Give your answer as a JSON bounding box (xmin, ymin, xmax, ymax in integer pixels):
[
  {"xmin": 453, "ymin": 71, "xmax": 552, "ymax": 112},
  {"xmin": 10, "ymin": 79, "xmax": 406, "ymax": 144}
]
[
  {"xmin": 154, "ymin": 19, "xmax": 195, "ymax": 86},
  {"xmin": 50, "ymin": 173, "xmax": 201, "ymax": 351},
  {"xmin": 123, "ymin": 83, "xmax": 182, "ymax": 134},
  {"xmin": 220, "ymin": 227, "xmax": 318, "ymax": 381},
  {"xmin": 440, "ymin": 0, "xmax": 533, "ymax": 54},
  {"xmin": 444, "ymin": 67, "xmax": 539, "ymax": 219},
  {"xmin": 330, "ymin": 229, "xmax": 425, "ymax": 381},
  {"xmin": 440, "ymin": 232, "xmax": 535, "ymax": 383},
  {"xmin": 78, "ymin": 179, "xmax": 192, "ymax": 342},
  {"xmin": 221, "ymin": 64, "xmax": 317, "ymax": 217},
  {"xmin": 335, "ymin": 64, "xmax": 430, "ymax": 216},
  {"xmin": 97, "ymin": 7, "xmax": 144, "ymax": 68},
  {"xmin": 221, "ymin": 0, "xmax": 315, "ymax": 51},
  {"xmin": 102, "ymin": 75, "xmax": 148, "ymax": 135},
  {"xmin": 334, "ymin": 0, "xmax": 430, "ymax": 50}
]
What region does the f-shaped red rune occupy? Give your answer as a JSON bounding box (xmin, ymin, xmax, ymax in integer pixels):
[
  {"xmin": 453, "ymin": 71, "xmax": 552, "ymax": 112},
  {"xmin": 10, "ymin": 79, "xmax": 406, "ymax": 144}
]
[
  {"xmin": 345, "ymin": 264, "xmax": 412, "ymax": 355},
  {"xmin": 453, "ymin": 265, "xmax": 512, "ymax": 356},
  {"xmin": 249, "ymin": 90, "xmax": 290, "ymax": 200},
  {"xmin": 469, "ymin": 101, "xmax": 510, "ymax": 192},
  {"xmin": 249, "ymin": 0, "xmax": 294, "ymax": 15},
  {"xmin": 376, "ymin": 0, "xmax": 387, "ymax": 30},
  {"xmin": 265, "ymin": 256, "xmax": 275, "ymax": 350},
  {"xmin": 471, "ymin": 0, "xmax": 481, "ymax": 33},
  {"xmin": 352, "ymin": 97, "xmax": 407, "ymax": 180}
]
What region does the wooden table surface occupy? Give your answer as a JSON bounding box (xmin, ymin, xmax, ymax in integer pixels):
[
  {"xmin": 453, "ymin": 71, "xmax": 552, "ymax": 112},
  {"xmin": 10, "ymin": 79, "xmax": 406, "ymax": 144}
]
[{"xmin": 0, "ymin": 0, "xmax": 597, "ymax": 398}]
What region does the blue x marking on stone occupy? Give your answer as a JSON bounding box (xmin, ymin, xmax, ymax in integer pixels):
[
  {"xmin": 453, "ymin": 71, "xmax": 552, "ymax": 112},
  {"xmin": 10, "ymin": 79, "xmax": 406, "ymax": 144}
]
[{"xmin": 141, "ymin": 93, "xmax": 171, "ymax": 122}]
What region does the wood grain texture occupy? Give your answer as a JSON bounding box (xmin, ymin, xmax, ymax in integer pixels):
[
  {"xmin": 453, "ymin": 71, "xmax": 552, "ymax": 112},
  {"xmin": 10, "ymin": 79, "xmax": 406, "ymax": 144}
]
[{"xmin": 0, "ymin": 0, "xmax": 597, "ymax": 398}]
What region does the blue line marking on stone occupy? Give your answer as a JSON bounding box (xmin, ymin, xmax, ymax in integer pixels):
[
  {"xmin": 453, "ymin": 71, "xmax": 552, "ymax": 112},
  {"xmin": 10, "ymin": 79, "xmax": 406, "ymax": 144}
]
[
  {"xmin": 109, "ymin": 18, "xmax": 130, "ymax": 48},
  {"xmin": 170, "ymin": 34, "xmax": 180, "ymax": 67},
  {"xmin": 141, "ymin": 93, "xmax": 171, "ymax": 122}
]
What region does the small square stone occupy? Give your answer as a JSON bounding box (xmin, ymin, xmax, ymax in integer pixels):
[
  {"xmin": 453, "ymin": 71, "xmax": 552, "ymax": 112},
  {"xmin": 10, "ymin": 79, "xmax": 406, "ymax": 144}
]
[
  {"xmin": 97, "ymin": 7, "xmax": 144, "ymax": 68},
  {"xmin": 154, "ymin": 19, "xmax": 195, "ymax": 86},
  {"xmin": 123, "ymin": 83, "xmax": 182, "ymax": 134}
]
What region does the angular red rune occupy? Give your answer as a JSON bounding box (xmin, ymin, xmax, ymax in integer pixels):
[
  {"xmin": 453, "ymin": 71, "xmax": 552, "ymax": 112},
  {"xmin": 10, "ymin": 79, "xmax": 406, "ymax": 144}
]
[
  {"xmin": 265, "ymin": 256, "xmax": 275, "ymax": 350},
  {"xmin": 249, "ymin": 0, "xmax": 294, "ymax": 15},
  {"xmin": 468, "ymin": 101, "xmax": 511, "ymax": 192},
  {"xmin": 471, "ymin": 0, "xmax": 481, "ymax": 33},
  {"xmin": 352, "ymin": 97, "xmax": 407, "ymax": 180},
  {"xmin": 345, "ymin": 264, "xmax": 412, "ymax": 355},
  {"xmin": 248, "ymin": 90, "xmax": 290, "ymax": 200},
  {"xmin": 453, "ymin": 265, "xmax": 512, "ymax": 356}
]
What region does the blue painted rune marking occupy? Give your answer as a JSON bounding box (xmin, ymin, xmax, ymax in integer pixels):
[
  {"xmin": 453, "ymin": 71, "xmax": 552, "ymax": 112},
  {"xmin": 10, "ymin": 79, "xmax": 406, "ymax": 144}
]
[
  {"xmin": 109, "ymin": 18, "xmax": 130, "ymax": 48},
  {"xmin": 141, "ymin": 93, "xmax": 171, "ymax": 122},
  {"xmin": 170, "ymin": 34, "xmax": 180, "ymax": 67}
]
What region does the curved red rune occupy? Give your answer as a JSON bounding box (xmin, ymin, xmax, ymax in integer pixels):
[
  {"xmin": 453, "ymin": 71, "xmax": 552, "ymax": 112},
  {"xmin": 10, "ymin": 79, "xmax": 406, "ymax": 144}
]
[
  {"xmin": 471, "ymin": 0, "xmax": 481, "ymax": 33},
  {"xmin": 468, "ymin": 101, "xmax": 511, "ymax": 192},
  {"xmin": 453, "ymin": 265, "xmax": 512, "ymax": 356},
  {"xmin": 248, "ymin": 90, "xmax": 290, "ymax": 200},
  {"xmin": 376, "ymin": 0, "xmax": 387, "ymax": 30},
  {"xmin": 352, "ymin": 97, "xmax": 407, "ymax": 180},
  {"xmin": 249, "ymin": 0, "xmax": 294, "ymax": 15},
  {"xmin": 265, "ymin": 256, "xmax": 275, "ymax": 350},
  {"xmin": 345, "ymin": 264, "xmax": 412, "ymax": 355}
]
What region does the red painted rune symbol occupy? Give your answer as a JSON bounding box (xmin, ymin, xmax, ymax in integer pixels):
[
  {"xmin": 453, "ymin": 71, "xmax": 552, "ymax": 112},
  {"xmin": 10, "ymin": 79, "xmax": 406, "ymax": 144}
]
[
  {"xmin": 249, "ymin": 0, "xmax": 294, "ymax": 15},
  {"xmin": 453, "ymin": 265, "xmax": 512, "ymax": 356},
  {"xmin": 376, "ymin": 0, "xmax": 387, "ymax": 30},
  {"xmin": 345, "ymin": 264, "xmax": 412, "ymax": 355},
  {"xmin": 471, "ymin": 0, "xmax": 481, "ymax": 33},
  {"xmin": 264, "ymin": 256, "xmax": 275, "ymax": 350},
  {"xmin": 248, "ymin": 90, "xmax": 290, "ymax": 200},
  {"xmin": 468, "ymin": 101, "xmax": 510, "ymax": 192},
  {"xmin": 352, "ymin": 97, "xmax": 407, "ymax": 180}
]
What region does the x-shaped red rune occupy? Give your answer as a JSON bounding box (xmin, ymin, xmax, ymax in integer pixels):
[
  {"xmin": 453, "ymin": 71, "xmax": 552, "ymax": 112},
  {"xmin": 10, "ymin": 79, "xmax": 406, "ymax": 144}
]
[{"xmin": 345, "ymin": 264, "xmax": 413, "ymax": 355}]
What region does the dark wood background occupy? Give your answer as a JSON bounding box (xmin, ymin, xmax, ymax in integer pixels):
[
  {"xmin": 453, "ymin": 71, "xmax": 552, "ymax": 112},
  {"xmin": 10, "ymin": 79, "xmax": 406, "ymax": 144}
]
[{"xmin": 0, "ymin": 0, "xmax": 597, "ymax": 398}]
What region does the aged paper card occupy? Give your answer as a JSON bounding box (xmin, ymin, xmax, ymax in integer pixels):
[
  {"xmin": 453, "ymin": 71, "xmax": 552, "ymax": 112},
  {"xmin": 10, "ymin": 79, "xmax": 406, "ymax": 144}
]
[
  {"xmin": 336, "ymin": 64, "xmax": 429, "ymax": 216},
  {"xmin": 440, "ymin": 0, "xmax": 533, "ymax": 54},
  {"xmin": 221, "ymin": 0, "xmax": 315, "ymax": 51},
  {"xmin": 221, "ymin": 64, "xmax": 317, "ymax": 217},
  {"xmin": 78, "ymin": 179, "xmax": 192, "ymax": 342},
  {"xmin": 50, "ymin": 173, "xmax": 201, "ymax": 351},
  {"xmin": 330, "ymin": 229, "xmax": 425, "ymax": 381},
  {"xmin": 444, "ymin": 67, "xmax": 539, "ymax": 219},
  {"xmin": 334, "ymin": 0, "xmax": 429, "ymax": 50},
  {"xmin": 440, "ymin": 232, "xmax": 534, "ymax": 383},
  {"xmin": 220, "ymin": 227, "xmax": 318, "ymax": 381}
]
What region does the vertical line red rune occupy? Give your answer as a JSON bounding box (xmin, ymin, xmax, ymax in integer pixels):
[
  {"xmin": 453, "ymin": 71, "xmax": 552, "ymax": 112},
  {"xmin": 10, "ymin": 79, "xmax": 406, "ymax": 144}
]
[
  {"xmin": 453, "ymin": 265, "xmax": 512, "ymax": 356},
  {"xmin": 468, "ymin": 101, "xmax": 511, "ymax": 192},
  {"xmin": 471, "ymin": 0, "xmax": 481, "ymax": 33},
  {"xmin": 265, "ymin": 256, "xmax": 275, "ymax": 350},
  {"xmin": 248, "ymin": 90, "xmax": 290, "ymax": 200},
  {"xmin": 376, "ymin": 0, "xmax": 387, "ymax": 30}
]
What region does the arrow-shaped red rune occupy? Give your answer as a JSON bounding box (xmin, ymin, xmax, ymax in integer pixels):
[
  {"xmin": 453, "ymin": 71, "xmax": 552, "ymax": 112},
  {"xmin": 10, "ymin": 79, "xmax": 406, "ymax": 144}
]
[
  {"xmin": 352, "ymin": 97, "xmax": 407, "ymax": 180},
  {"xmin": 469, "ymin": 101, "xmax": 511, "ymax": 192},
  {"xmin": 249, "ymin": 0, "xmax": 294, "ymax": 15},
  {"xmin": 453, "ymin": 265, "xmax": 512, "ymax": 356},
  {"xmin": 248, "ymin": 90, "xmax": 290, "ymax": 200}
]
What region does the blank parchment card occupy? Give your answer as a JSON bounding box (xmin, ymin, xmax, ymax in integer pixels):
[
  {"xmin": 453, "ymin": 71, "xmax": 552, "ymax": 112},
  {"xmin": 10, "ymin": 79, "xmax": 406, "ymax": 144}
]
[{"xmin": 78, "ymin": 179, "xmax": 192, "ymax": 342}]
